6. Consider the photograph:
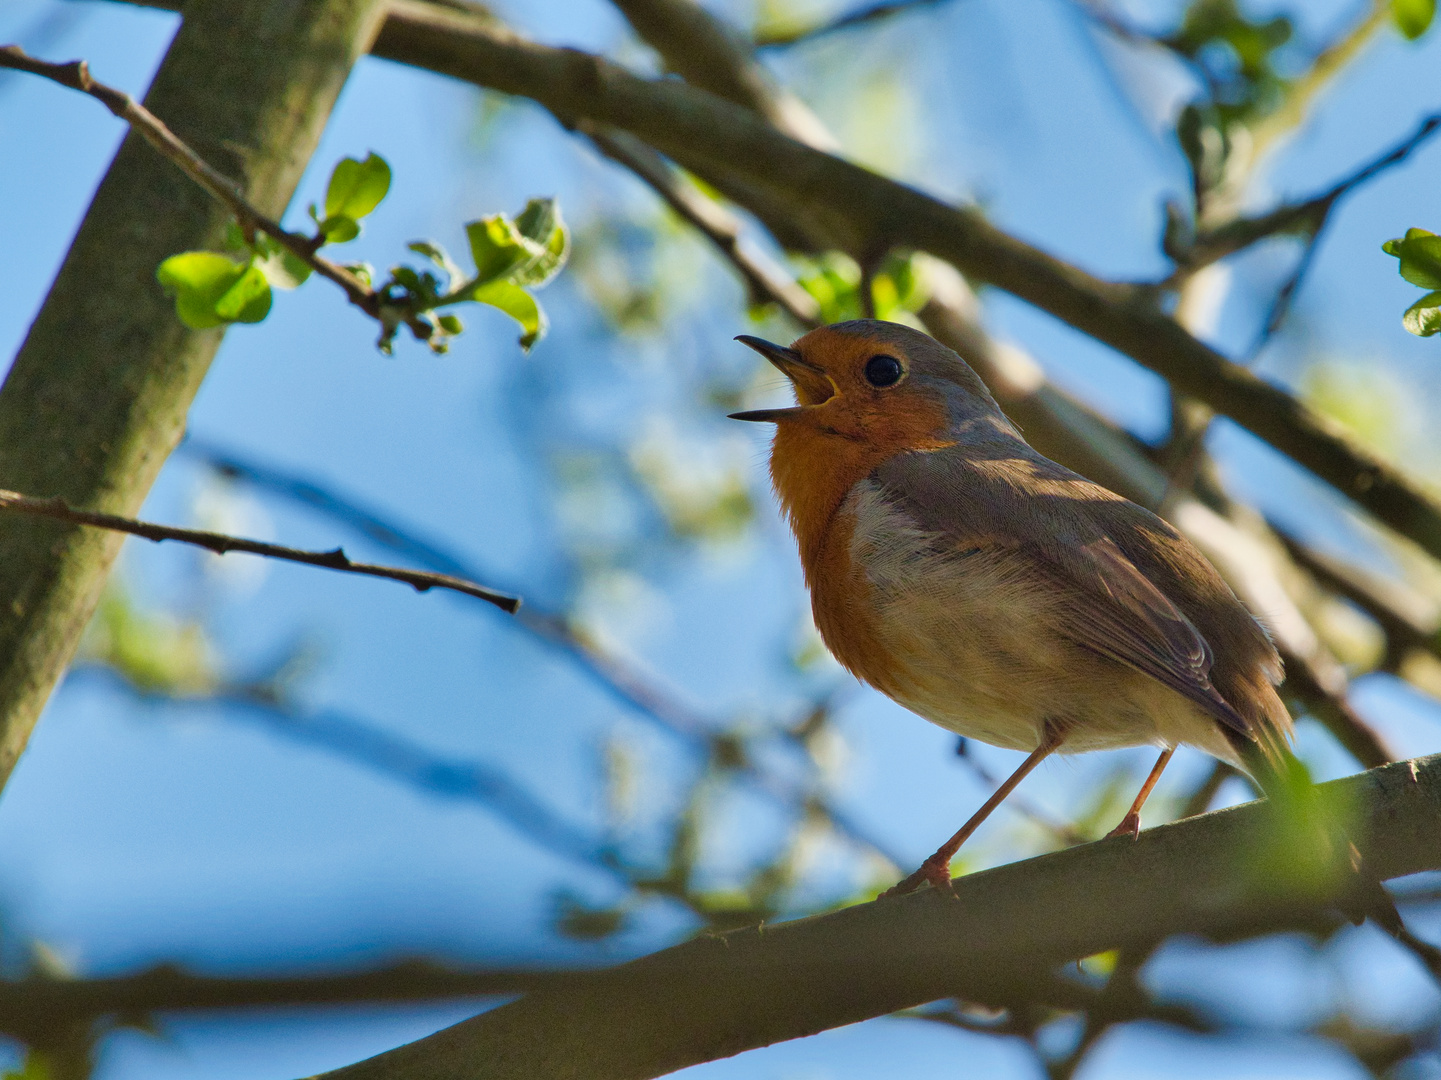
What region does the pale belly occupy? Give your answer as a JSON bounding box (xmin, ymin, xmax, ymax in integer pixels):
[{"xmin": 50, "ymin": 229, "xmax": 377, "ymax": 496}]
[{"xmin": 826, "ymin": 481, "xmax": 1238, "ymax": 763}]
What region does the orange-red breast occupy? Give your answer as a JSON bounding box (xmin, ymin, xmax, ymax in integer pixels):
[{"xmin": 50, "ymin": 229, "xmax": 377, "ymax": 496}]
[{"xmin": 731, "ymin": 319, "xmax": 1293, "ymax": 895}]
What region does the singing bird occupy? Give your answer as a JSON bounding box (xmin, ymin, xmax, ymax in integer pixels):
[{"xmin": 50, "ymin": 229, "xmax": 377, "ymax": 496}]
[{"xmin": 731, "ymin": 320, "xmax": 1293, "ymax": 896}]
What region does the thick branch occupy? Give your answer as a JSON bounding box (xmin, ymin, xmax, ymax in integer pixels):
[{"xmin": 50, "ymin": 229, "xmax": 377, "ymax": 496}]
[
  {"xmin": 608, "ymin": 0, "xmax": 834, "ymax": 149},
  {"xmin": 315, "ymin": 755, "xmax": 1441, "ymax": 1080},
  {"xmin": 357, "ymin": 2, "xmax": 1441, "ymax": 572},
  {"xmin": 0, "ymin": 489, "xmax": 518, "ymax": 612}
]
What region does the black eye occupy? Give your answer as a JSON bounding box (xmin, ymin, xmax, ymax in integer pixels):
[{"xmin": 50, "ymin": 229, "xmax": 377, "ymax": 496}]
[{"xmin": 864, "ymin": 354, "xmax": 904, "ymax": 388}]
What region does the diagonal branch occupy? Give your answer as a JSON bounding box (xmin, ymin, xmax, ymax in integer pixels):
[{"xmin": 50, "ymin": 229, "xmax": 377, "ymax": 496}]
[
  {"xmin": 312, "ymin": 754, "xmax": 1441, "ymax": 1080},
  {"xmin": 608, "ymin": 0, "xmax": 834, "ymax": 149},
  {"xmin": 0, "ymin": 489, "xmax": 519, "ymax": 612},
  {"xmin": 582, "ymin": 126, "xmax": 820, "ymax": 327}
]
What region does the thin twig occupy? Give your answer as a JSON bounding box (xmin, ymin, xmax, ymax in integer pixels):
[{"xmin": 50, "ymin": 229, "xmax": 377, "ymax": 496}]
[
  {"xmin": 0, "ymin": 489, "xmax": 519, "ymax": 613},
  {"xmin": 584, "ymin": 126, "xmax": 820, "ymax": 328},
  {"xmin": 0, "ymin": 44, "xmax": 433, "ymax": 342}
]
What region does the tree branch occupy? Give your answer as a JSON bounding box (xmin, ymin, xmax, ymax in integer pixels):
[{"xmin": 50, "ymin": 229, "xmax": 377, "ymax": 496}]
[
  {"xmin": 608, "ymin": 0, "xmax": 834, "ymax": 150},
  {"xmin": 582, "ymin": 126, "xmax": 820, "ymax": 327},
  {"xmin": 0, "ymin": 489, "xmax": 519, "ymax": 612},
  {"xmin": 313, "ymin": 754, "xmax": 1441, "ymax": 1080}
]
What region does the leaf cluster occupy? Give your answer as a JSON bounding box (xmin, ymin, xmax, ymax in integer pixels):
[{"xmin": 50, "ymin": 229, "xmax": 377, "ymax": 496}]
[
  {"xmin": 1383, "ymin": 228, "xmax": 1441, "ymax": 337},
  {"xmin": 791, "ymin": 250, "xmax": 929, "ymax": 325},
  {"xmin": 156, "ymin": 153, "xmax": 570, "ymax": 353}
]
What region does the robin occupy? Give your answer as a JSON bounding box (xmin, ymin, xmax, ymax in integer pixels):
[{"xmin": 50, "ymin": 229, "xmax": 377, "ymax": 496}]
[{"xmin": 730, "ymin": 319, "xmax": 1294, "ymax": 896}]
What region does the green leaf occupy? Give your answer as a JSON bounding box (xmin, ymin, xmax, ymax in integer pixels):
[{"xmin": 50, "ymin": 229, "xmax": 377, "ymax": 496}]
[
  {"xmin": 510, "ymin": 200, "xmax": 569, "ymax": 288},
  {"xmin": 408, "ymin": 240, "xmax": 463, "ymax": 286},
  {"xmin": 319, "ymin": 215, "xmax": 360, "ymax": 244},
  {"xmin": 466, "ymin": 215, "xmax": 530, "ymax": 284},
  {"xmin": 324, "ymin": 152, "xmax": 392, "ymax": 221},
  {"xmin": 472, "ymin": 279, "xmax": 545, "ymax": 350},
  {"xmin": 463, "ymin": 200, "xmax": 570, "ymax": 291},
  {"xmin": 1403, "ymin": 291, "xmax": 1441, "ymax": 336},
  {"xmin": 1392, "ymin": 0, "xmax": 1435, "ymax": 39},
  {"xmin": 214, "ymin": 264, "xmax": 272, "ymax": 323},
  {"xmin": 437, "ymin": 313, "xmax": 463, "ymax": 335},
  {"xmin": 514, "ymin": 197, "xmax": 558, "ymax": 245},
  {"xmin": 1384, "ymin": 230, "xmax": 1441, "ymax": 289},
  {"xmin": 253, "ymin": 240, "xmax": 313, "ymax": 290},
  {"xmin": 156, "ymin": 251, "xmax": 271, "ymax": 329}
]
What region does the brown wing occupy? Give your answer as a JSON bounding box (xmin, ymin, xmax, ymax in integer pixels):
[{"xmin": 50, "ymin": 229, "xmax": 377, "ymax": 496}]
[
  {"xmin": 1047, "ymin": 535, "xmax": 1247, "ymax": 735},
  {"xmin": 873, "ymin": 445, "xmax": 1252, "ymax": 736}
]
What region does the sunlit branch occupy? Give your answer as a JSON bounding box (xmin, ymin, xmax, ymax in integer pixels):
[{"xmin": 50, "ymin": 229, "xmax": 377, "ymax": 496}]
[
  {"xmin": 583, "ymin": 125, "xmax": 820, "ymax": 327},
  {"xmin": 0, "ymin": 489, "xmax": 519, "ymax": 612},
  {"xmin": 1248, "ymin": 0, "xmax": 1391, "ymax": 163},
  {"xmin": 608, "ymin": 0, "xmax": 834, "ymax": 149},
  {"xmin": 313, "ymin": 755, "xmax": 1441, "ymax": 1080}
]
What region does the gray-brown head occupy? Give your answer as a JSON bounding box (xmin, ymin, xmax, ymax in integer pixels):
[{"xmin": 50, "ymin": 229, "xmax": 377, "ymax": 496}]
[{"xmin": 731, "ymin": 320, "xmax": 1015, "ymax": 447}]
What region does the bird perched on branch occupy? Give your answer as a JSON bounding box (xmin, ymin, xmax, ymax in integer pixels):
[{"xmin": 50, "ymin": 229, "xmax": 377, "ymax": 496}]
[{"xmin": 731, "ymin": 320, "xmax": 1294, "ymax": 896}]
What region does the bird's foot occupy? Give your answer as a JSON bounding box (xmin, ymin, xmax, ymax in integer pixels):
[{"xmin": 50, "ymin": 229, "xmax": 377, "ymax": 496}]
[
  {"xmin": 880, "ymin": 856, "xmax": 957, "ymax": 899},
  {"xmin": 1104, "ymin": 811, "xmax": 1142, "ymax": 840}
]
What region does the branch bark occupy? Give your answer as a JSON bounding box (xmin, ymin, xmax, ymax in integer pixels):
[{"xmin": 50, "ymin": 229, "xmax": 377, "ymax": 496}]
[
  {"xmin": 313, "ymin": 754, "xmax": 1441, "ymax": 1080},
  {"xmin": 0, "ymin": 0, "xmax": 387, "ymax": 788}
]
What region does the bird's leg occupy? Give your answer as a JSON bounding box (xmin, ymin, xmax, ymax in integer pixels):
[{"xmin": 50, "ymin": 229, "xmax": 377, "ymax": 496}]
[
  {"xmin": 1105, "ymin": 746, "xmax": 1175, "ymax": 840},
  {"xmin": 883, "ymin": 725, "xmax": 1065, "ymax": 898}
]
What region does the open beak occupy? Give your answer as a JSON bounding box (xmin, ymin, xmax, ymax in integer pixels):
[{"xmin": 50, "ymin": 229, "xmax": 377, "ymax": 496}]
[{"xmin": 728, "ymin": 335, "xmax": 827, "ymax": 423}]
